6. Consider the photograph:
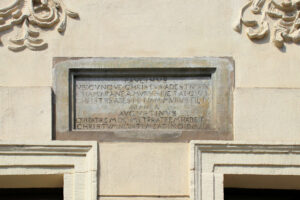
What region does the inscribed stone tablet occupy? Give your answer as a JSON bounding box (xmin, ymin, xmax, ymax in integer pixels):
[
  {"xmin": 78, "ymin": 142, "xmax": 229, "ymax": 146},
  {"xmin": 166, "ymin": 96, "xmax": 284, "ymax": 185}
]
[
  {"xmin": 53, "ymin": 57, "xmax": 234, "ymax": 142},
  {"xmin": 75, "ymin": 76, "xmax": 212, "ymax": 131}
]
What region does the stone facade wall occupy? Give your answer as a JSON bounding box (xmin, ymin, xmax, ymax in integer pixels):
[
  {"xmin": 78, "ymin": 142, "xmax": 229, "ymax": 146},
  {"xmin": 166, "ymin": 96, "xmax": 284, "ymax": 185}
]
[{"xmin": 1, "ymin": 0, "xmax": 300, "ymax": 199}]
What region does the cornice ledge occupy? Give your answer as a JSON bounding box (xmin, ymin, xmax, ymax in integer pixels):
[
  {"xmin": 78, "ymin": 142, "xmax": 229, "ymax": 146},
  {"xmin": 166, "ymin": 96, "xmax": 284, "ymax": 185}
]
[
  {"xmin": 0, "ymin": 141, "xmax": 97, "ymax": 156},
  {"xmin": 191, "ymin": 140, "xmax": 300, "ymax": 153}
]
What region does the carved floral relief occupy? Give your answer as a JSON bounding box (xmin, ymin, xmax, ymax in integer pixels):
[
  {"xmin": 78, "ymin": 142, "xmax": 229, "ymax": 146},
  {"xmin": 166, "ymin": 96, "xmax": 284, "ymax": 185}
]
[
  {"xmin": 234, "ymin": 0, "xmax": 300, "ymax": 48},
  {"xmin": 0, "ymin": 0, "xmax": 79, "ymax": 51}
]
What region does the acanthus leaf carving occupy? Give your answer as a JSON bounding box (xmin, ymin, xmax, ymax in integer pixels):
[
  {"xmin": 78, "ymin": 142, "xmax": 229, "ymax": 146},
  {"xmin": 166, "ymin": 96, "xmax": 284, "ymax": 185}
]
[
  {"xmin": 0, "ymin": 0, "xmax": 79, "ymax": 51},
  {"xmin": 234, "ymin": 0, "xmax": 300, "ymax": 48}
]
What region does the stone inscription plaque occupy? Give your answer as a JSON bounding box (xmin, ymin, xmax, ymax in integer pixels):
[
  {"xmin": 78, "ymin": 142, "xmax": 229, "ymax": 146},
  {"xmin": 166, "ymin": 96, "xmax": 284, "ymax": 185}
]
[
  {"xmin": 74, "ymin": 76, "xmax": 212, "ymax": 131},
  {"xmin": 54, "ymin": 57, "xmax": 234, "ymax": 142}
]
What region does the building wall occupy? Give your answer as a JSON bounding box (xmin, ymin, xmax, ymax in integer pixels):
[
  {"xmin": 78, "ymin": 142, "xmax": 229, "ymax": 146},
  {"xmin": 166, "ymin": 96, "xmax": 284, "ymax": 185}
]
[{"xmin": 1, "ymin": 0, "xmax": 300, "ymax": 199}]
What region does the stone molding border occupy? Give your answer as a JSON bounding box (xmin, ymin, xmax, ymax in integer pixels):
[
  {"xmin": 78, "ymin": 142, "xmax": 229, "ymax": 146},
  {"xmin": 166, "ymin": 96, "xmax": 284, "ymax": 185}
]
[
  {"xmin": 0, "ymin": 141, "xmax": 98, "ymax": 200},
  {"xmin": 53, "ymin": 57, "xmax": 234, "ymax": 142},
  {"xmin": 190, "ymin": 141, "xmax": 300, "ymax": 200}
]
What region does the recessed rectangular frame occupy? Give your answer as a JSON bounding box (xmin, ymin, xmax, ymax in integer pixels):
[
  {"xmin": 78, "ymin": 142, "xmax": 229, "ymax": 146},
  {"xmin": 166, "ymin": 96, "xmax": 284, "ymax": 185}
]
[
  {"xmin": 53, "ymin": 57, "xmax": 234, "ymax": 142},
  {"xmin": 190, "ymin": 141, "xmax": 300, "ymax": 200}
]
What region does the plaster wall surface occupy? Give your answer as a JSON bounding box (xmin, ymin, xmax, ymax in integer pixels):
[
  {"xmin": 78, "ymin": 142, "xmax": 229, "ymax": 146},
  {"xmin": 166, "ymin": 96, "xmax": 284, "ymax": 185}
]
[
  {"xmin": 0, "ymin": 87, "xmax": 52, "ymax": 141},
  {"xmin": 1, "ymin": 0, "xmax": 300, "ymax": 88},
  {"xmin": 234, "ymin": 88, "xmax": 300, "ymax": 142},
  {"xmin": 0, "ymin": 0, "xmax": 300, "ymax": 199},
  {"xmin": 99, "ymin": 143, "xmax": 189, "ymax": 196},
  {"xmin": 1, "ymin": 0, "xmax": 299, "ymax": 141}
]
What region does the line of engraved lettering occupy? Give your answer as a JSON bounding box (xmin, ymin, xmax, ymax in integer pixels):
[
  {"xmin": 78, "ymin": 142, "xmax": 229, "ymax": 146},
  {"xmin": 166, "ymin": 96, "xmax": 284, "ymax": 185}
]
[
  {"xmin": 119, "ymin": 111, "xmax": 177, "ymax": 117},
  {"xmin": 76, "ymin": 117, "xmax": 204, "ymax": 123},
  {"xmin": 125, "ymin": 77, "xmax": 168, "ymax": 82},
  {"xmin": 76, "ymin": 82, "xmax": 209, "ymax": 91},
  {"xmin": 75, "ymin": 123, "xmax": 204, "ymax": 130},
  {"xmin": 77, "ymin": 89, "xmax": 210, "ymax": 98},
  {"xmin": 77, "ymin": 97, "xmax": 209, "ymax": 105},
  {"xmin": 75, "ymin": 116, "xmax": 206, "ymax": 130}
]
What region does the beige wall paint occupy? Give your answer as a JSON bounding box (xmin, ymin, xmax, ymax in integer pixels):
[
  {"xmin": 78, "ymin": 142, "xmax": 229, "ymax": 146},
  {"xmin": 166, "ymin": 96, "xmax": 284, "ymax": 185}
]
[
  {"xmin": 1, "ymin": 0, "xmax": 299, "ymax": 141},
  {"xmin": 99, "ymin": 143, "xmax": 189, "ymax": 196},
  {"xmin": 1, "ymin": 0, "xmax": 300, "ymax": 198},
  {"xmin": 0, "ymin": 87, "xmax": 52, "ymax": 141},
  {"xmin": 234, "ymin": 88, "xmax": 300, "ymax": 142},
  {"xmin": 1, "ymin": 0, "xmax": 300, "ymax": 88}
]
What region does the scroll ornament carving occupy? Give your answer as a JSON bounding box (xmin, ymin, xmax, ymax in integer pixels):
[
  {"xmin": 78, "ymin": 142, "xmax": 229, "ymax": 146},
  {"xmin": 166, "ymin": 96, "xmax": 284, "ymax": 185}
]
[
  {"xmin": 234, "ymin": 0, "xmax": 300, "ymax": 48},
  {"xmin": 0, "ymin": 0, "xmax": 79, "ymax": 51}
]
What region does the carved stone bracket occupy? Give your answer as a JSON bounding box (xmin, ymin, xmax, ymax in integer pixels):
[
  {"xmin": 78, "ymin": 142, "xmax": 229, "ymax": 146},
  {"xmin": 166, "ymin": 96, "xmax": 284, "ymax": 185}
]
[
  {"xmin": 234, "ymin": 0, "xmax": 300, "ymax": 48},
  {"xmin": 0, "ymin": 0, "xmax": 79, "ymax": 51}
]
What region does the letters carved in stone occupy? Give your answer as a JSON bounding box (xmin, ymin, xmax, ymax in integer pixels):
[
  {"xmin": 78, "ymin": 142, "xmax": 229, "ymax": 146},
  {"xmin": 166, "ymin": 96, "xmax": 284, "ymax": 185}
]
[
  {"xmin": 75, "ymin": 76, "xmax": 212, "ymax": 131},
  {"xmin": 234, "ymin": 0, "xmax": 300, "ymax": 48},
  {"xmin": 53, "ymin": 57, "xmax": 234, "ymax": 142},
  {"xmin": 0, "ymin": 0, "xmax": 78, "ymax": 51}
]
